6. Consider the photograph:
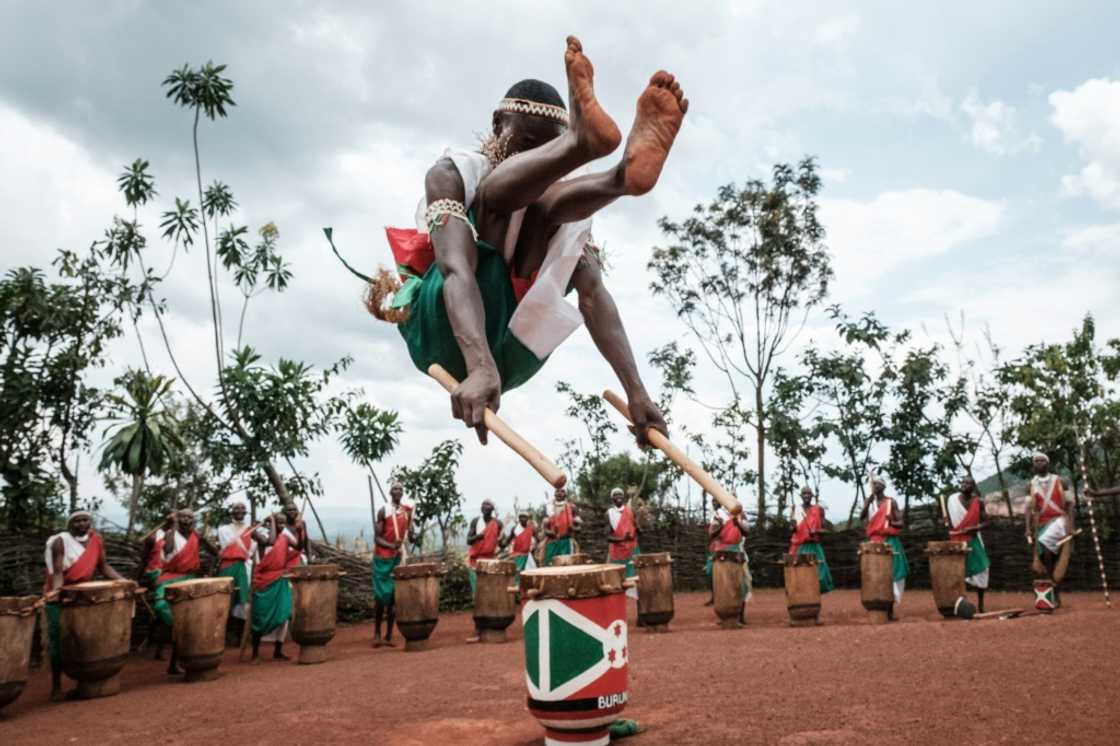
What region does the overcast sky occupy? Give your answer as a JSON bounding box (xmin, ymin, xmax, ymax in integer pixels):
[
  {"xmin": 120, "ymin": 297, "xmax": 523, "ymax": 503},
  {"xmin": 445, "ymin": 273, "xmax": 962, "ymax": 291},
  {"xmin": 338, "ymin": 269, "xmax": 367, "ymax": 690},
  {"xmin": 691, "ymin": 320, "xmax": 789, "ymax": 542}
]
[{"xmin": 4, "ymin": 2, "xmax": 1120, "ymax": 538}]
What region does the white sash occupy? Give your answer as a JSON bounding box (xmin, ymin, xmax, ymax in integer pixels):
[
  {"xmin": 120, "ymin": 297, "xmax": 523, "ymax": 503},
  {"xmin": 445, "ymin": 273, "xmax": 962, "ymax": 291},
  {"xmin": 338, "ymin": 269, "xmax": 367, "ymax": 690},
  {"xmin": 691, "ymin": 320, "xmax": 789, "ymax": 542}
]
[{"xmin": 44, "ymin": 531, "xmax": 90, "ymax": 575}]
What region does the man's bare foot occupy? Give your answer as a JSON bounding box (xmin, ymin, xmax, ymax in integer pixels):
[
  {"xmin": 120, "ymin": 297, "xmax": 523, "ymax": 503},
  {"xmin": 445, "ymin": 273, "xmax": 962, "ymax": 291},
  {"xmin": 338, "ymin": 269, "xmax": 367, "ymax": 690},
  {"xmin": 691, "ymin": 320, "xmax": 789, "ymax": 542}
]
[
  {"xmin": 564, "ymin": 35, "xmax": 621, "ymax": 159},
  {"xmin": 250, "ymin": 656, "xmax": 261, "ymax": 666},
  {"xmin": 383, "ymin": 638, "xmax": 396, "ymax": 648},
  {"xmin": 50, "ymin": 688, "xmax": 64, "ymax": 703},
  {"xmin": 371, "ymin": 638, "xmax": 384, "ymax": 649},
  {"xmin": 622, "ymin": 71, "xmax": 689, "ymax": 195}
]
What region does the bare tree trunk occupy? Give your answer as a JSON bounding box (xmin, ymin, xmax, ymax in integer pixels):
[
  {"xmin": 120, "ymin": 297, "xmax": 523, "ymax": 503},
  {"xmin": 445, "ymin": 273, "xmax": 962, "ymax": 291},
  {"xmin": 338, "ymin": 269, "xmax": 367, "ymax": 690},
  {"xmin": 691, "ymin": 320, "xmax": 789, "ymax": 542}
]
[
  {"xmin": 60, "ymin": 456, "xmax": 79, "ymax": 514},
  {"xmin": 127, "ymin": 472, "xmax": 144, "ymax": 538},
  {"xmin": 993, "ymin": 451, "xmax": 1013, "ymax": 516},
  {"xmin": 755, "ymin": 385, "xmax": 766, "ymax": 528}
]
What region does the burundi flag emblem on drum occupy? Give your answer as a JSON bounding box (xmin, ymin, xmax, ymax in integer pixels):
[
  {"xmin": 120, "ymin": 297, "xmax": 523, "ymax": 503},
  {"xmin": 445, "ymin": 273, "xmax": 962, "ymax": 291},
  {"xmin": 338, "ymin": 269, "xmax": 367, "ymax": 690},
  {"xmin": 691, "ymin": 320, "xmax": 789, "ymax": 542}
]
[{"xmin": 522, "ymin": 593, "xmax": 630, "ymax": 738}]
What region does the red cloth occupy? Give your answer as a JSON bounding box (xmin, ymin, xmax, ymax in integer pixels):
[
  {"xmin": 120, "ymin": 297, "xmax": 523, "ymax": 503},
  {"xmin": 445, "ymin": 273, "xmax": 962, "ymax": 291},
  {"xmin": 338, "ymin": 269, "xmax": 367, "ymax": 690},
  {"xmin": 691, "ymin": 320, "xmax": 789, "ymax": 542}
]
[
  {"xmin": 144, "ymin": 534, "xmax": 164, "ymax": 574},
  {"xmin": 717, "ymin": 514, "xmax": 743, "ymax": 546},
  {"xmin": 253, "ymin": 532, "xmax": 290, "ymax": 591},
  {"xmin": 374, "ymin": 506, "xmax": 413, "ymax": 559},
  {"xmin": 949, "ymin": 496, "xmax": 982, "ymax": 543},
  {"xmin": 608, "ymin": 505, "xmax": 638, "ymax": 561},
  {"xmin": 866, "ymin": 498, "xmax": 899, "ymax": 541},
  {"xmin": 510, "ymin": 523, "xmax": 535, "ymax": 556},
  {"xmin": 156, "ymin": 532, "xmax": 200, "ymax": 584},
  {"xmin": 219, "ymin": 528, "xmax": 254, "ymax": 569},
  {"xmin": 789, "ymin": 505, "xmax": 823, "ymax": 554},
  {"xmin": 285, "ymin": 527, "xmax": 306, "ymax": 569},
  {"xmin": 468, "ymin": 518, "xmax": 501, "ymax": 568},
  {"xmin": 549, "ymin": 503, "xmax": 574, "ymax": 539},
  {"xmin": 43, "ymin": 532, "xmax": 103, "ymax": 591},
  {"xmin": 1033, "ymin": 479, "xmax": 1066, "ymax": 523},
  {"xmin": 386, "ymin": 227, "xmax": 436, "ymax": 278}
]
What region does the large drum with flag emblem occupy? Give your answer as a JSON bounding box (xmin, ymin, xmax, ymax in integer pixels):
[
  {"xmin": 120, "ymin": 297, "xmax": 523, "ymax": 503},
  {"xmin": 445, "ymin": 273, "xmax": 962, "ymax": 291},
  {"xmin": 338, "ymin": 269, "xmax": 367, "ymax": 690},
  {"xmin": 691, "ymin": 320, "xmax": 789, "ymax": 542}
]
[
  {"xmin": 519, "ymin": 564, "xmax": 630, "ymax": 746},
  {"xmin": 166, "ymin": 577, "xmax": 234, "ymax": 682},
  {"xmin": 925, "ymin": 541, "xmax": 968, "ymax": 618}
]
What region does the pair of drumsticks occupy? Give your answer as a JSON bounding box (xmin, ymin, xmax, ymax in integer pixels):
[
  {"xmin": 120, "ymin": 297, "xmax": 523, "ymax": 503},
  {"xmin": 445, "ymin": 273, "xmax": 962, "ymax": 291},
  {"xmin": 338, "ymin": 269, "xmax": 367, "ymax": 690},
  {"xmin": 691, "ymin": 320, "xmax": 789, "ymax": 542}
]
[{"xmin": 427, "ymin": 365, "xmax": 742, "ymax": 515}]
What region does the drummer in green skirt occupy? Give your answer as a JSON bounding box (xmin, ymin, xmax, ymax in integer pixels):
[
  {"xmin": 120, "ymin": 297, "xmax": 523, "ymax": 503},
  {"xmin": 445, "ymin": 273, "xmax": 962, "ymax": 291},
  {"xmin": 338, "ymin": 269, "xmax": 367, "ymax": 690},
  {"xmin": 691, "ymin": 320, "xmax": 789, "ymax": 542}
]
[
  {"xmin": 788, "ymin": 486, "xmax": 834, "ymax": 594},
  {"xmin": 945, "ymin": 475, "xmax": 991, "ymax": 613}
]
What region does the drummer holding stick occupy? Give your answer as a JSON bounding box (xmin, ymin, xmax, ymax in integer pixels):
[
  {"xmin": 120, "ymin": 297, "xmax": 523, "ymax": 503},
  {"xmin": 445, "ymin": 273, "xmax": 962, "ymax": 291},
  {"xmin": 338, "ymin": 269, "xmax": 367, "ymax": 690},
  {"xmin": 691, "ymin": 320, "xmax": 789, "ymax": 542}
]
[
  {"xmin": 43, "ymin": 510, "xmax": 125, "ymax": 701},
  {"xmin": 371, "ymin": 482, "xmax": 416, "ymax": 648}
]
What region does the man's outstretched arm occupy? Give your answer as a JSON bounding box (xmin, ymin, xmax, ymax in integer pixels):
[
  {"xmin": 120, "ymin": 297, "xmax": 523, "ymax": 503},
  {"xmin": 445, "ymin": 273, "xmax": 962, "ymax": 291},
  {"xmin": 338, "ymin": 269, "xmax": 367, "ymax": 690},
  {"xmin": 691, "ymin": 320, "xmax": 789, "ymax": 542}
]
[
  {"xmin": 571, "ymin": 255, "xmax": 667, "ymax": 446},
  {"xmin": 426, "ymin": 159, "xmax": 499, "ymax": 443}
]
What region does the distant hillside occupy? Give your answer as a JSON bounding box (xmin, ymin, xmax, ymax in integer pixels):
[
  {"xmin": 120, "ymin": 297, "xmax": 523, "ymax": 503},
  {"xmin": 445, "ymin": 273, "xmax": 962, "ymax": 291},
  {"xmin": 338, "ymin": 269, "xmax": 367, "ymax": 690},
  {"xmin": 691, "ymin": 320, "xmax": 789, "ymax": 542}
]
[{"xmin": 976, "ymin": 469, "xmax": 1027, "ymax": 495}]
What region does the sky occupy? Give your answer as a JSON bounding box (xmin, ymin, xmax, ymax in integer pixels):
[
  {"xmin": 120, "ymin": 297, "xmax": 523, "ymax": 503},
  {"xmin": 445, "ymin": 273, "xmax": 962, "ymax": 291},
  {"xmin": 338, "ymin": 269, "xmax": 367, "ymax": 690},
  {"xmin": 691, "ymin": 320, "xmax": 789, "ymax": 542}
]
[{"xmin": 3, "ymin": 1, "xmax": 1120, "ymax": 539}]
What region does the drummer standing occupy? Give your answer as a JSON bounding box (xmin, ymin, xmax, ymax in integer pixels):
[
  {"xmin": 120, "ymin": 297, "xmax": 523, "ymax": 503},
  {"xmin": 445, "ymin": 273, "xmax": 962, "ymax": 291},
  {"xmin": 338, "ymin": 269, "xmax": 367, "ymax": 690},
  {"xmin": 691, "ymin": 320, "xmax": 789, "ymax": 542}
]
[
  {"xmin": 137, "ymin": 514, "xmax": 174, "ymax": 589},
  {"xmin": 283, "ymin": 502, "xmax": 311, "ymax": 565},
  {"xmin": 705, "ymin": 496, "xmax": 751, "ymax": 621},
  {"xmin": 158, "ymin": 509, "xmax": 219, "ymax": 675},
  {"xmin": 789, "ymin": 487, "xmax": 834, "ymax": 594},
  {"xmin": 606, "ymin": 488, "xmax": 640, "ymax": 599},
  {"xmin": 372, "ymin": 482, "xmax": 414, "ymax": 648},
  {"xmin": 43, "ymin": 510, "xmax": 124, "ymax": 701},
  {"xmin": 861, "ymin": 478, "xmax": 909, "ymax": 619},
  {"xmin": 502, "ymin": 511, "xmax": 537, "ymax": 580},
  {"xmin": 217, "ymin": 501, "xmax": 255, "ymax": 629},
  {"xmin": 945, "ymin": 475, "xmax": 990, "ymax": 613},
  {"xmin": 543, "ymin": 487, "xmax": 581, "ymax": 565},
  {"xmin": 251, "ymin": 511, "xmax": 298, "ymax": 661},
  {"xmin": 1025, "ymin": 452, "xmax": 1074, "ymax": 608},
  {"xmin": 466, "ymin": 499, "xmax": 502, "ymax": 595}
]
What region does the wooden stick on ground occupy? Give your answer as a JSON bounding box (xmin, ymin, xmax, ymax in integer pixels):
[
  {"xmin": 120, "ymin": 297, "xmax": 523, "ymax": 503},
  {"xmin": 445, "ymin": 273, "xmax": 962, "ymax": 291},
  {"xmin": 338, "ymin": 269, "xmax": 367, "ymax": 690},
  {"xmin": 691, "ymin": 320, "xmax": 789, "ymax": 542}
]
[
  {"xmin": 428, "ymin": 364, "xmax": 566, "ymax": 488},
  {"xmin": 602, "ymin": 389, "xmax": 742, "ymax": 516}
]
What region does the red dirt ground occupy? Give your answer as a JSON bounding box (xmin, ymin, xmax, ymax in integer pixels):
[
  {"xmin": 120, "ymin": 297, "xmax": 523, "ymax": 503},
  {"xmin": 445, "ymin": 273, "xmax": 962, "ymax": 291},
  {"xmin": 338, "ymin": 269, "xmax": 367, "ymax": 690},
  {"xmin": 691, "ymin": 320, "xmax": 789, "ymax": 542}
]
[{"xmin": 2, "ymin": 589, "xmax": 1117, "ymax": 745}]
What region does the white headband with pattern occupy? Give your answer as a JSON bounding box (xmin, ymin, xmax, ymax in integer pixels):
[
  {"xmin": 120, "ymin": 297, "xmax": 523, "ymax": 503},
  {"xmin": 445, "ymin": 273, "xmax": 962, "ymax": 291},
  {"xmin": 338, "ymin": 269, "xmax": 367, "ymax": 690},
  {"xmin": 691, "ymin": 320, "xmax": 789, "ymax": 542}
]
[{"xmin": 497, "ymin": 98, "xmax": 569, "ymax": 126}]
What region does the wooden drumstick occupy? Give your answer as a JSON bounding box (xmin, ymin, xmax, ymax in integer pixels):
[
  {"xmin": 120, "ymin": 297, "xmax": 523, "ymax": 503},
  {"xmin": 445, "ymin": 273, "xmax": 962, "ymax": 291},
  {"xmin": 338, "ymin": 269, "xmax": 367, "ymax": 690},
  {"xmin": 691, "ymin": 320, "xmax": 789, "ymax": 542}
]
[
  {"xmin": 428, "ymin": 364, "xmax": 566, "ymax": 488},
  {"xmin": 602, "ymin": 390, "xmax": 742, "ymax": 516}
]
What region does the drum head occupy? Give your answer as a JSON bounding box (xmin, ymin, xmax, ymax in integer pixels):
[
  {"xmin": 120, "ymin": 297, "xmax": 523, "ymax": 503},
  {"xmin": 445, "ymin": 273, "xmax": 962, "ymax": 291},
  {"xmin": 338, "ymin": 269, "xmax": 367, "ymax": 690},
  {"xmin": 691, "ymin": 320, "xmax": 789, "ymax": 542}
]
[
  {"xmin": 520, "ymin": 564, "xmax": 625, "ymax": 600},
  {"xmin": 476, "ymin": 559, "xmax": 516, "ymax": 575},
  {"xmin": 714, "ymin": 550, "xmax": 745, "ymax": 563},
  {"xmin": 165, "ymin": 577, "xmax": 234, "ymax": 601},
  {"xmin": 634, "ymin": 552, "xmax": 671, "ymax": 568},
  {"xmin": 288, "ymin": 563, "xmax": 341, "ymax": 581},
  {"xmin": 393, "ymin": 562, "xmax": 445, "ymax": 580}
]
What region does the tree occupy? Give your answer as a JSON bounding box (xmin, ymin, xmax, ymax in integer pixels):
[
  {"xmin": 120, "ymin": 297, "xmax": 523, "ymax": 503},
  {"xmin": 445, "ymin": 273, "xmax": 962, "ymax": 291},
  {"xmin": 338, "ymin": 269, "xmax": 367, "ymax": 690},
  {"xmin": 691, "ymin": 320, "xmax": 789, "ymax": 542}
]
[
  {"xmin": 393, "ymin": 440, "xmax": 464, "ymax": 554},
  {"xmin": 766, "ymin": 367, "xmax": 826, "ymax": 521},
  {"xmin": 339, "ymin": 402, "xmax": 403, "ymax": 531},
  {"xmin": 0, "ymin": 242, "xmax": 135, "ymax": 528},
  {"xmin": 98, "ymin": 370, "xmax": 184, "ymax": 536},
  {"xmin": 650, "ymin": 158, "xmax": 833, "ymax": 525},
  {"xmin": 555, "ymin": 381, "xmax": 619, "ymax": 502},
  {"xmin": 999, "ymin": 315, "xmax": 1119, "ymax": 496}
]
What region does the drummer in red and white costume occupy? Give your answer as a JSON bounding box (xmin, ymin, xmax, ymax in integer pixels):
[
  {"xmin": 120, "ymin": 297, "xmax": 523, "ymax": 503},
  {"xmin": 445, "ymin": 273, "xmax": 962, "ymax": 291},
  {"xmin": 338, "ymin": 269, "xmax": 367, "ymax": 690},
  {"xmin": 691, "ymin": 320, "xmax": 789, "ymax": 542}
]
[
  {"xmin": 606, "ymin": 488, "xmax": 639, "ymax": 599},
  {"xmin": 860, "ymin": 478, "xmax": 909, "ymax": 619},
  {"xmin": 158, "ymin": 509, "xmax": 218, "ymax": 675},
  {"xmin": 251, "ymin": 511, "xmax": 298, "ymax": 661},
  {"xmin": 543, "ymin": 486, "xmax": 581, "ymax": 565},
  {"xmin": 945, "ymin": 475, "xmax": 990, "ymax": 613},
  {"xmin": 43, "ymin": 510, "xmax": 124, "ymax": 701},
  {"xmin": 501, "ymin": 510, "xmax": 537, "ymax": 580},
  {"xmin": 372, "ymin": 482, "xmax": 415, "ymax": 647},
  {"xmin": 706, "ymin": 496, "xmax": 752, "ymax": 619},
  {"xmin": 1025, "ymin": 452, "xmax": 1074, "ymax": 606},
  {"xmin": 467, "ymin": 499, "xmax": 503, "ymax": 589},
  {"xmin": 217, "ymin": 501, "xmax": 255, "ymax": 624},
  {"xmin": 283, "ymin": 502, "xmax": 311, "ymax": 566}
]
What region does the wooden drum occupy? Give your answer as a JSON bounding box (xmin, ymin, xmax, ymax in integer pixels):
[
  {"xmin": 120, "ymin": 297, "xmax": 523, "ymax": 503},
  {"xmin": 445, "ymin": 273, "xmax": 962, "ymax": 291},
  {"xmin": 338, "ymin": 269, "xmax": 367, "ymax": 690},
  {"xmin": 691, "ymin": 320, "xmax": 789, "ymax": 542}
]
[
  {"xmin": 59, "ymin": 580, "xmax": 136, "ymax": 698},
  {"xmin": 0, "ymin": 596, "xmax": 43, "ymax": 711},
  {"xmin": 551, "ymin": 553, "xmax": 592, "ymax": 567},
  {"xmin": 633, "ymin": 552, "xmax": 674, "ymax": 631},
  {"xmin": 473, "ymin": 559, "xmax": 517, "ymax": 643},
  {"xmin": 520, "ymin": 564, "xmax": 630, "ymax": 746},
  {"xmin": 393, "ymin": 562, "xmax": 444, "ymax": 652},
  {"xmin": 712, "ymin": 550, "xmax": 746, "ymax": 629},
  {"xmin": 925, "ymin": 541, "xmax": 969, "ymax": 618},
  {"xmin": 289, "ymin": 564, "xmax": 341, "ymax": 664},
  {"xmin": 166, "ymin": 577, "xmax": 234, "ymax": 682},
  {"xmin": 783, "ymin": 554, "xmax": 821, "ymax": 627},
  {"xmin": 859, "ymin": 542, "xmax": 894, "ymax": 624}
]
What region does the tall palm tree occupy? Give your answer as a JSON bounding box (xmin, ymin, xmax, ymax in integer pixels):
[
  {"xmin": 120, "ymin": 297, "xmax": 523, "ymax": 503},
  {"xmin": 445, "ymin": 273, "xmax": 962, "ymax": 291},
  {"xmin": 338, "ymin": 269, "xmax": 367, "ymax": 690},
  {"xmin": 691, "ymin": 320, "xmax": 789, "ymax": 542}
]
[{"xmin": 99, "ymin": 371, "xmax": 183, "ymax": 536}]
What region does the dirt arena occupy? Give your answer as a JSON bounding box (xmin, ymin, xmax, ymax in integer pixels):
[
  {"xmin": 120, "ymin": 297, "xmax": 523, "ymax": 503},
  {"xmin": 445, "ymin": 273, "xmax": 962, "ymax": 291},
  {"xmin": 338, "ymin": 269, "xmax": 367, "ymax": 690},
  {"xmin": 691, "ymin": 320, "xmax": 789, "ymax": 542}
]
[{"xmin": 3, "ymin": 589, "xmax": 1117, "ymax": 745}]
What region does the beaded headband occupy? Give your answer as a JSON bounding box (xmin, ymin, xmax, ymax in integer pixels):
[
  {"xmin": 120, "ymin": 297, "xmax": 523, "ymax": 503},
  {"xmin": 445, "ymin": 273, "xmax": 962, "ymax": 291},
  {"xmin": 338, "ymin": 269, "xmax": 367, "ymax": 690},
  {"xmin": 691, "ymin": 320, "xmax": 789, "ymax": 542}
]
[{"xmin": 497, "ymin": 97, "xmax": 569, "ymax": 126}]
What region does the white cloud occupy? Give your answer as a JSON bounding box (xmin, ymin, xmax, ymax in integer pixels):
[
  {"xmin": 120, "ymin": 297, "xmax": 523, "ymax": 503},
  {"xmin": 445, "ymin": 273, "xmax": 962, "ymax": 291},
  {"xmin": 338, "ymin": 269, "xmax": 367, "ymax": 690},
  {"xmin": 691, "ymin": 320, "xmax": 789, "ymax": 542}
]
[
  {"xmin": 820, "ymin": 189, "xmax": 1005, "ymax": 300},
  {"xmin": 960, "ymin": 90, "xmax": 1041, "ymax": 156},
  {"xmin": 1050, "ymin": 78, "xmax": 1120, "ymax": 209}
]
